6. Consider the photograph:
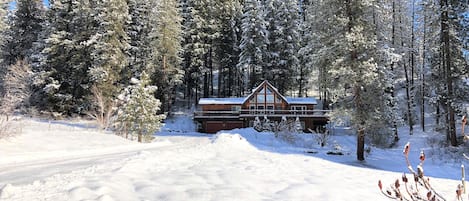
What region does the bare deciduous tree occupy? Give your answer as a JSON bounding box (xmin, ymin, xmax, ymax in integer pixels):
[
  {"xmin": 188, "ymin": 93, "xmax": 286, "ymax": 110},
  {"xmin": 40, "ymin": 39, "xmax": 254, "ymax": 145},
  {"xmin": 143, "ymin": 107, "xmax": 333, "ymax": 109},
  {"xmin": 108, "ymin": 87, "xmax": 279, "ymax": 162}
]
[
  {"xmin": 87, "ymin": 85, "xmax": 116, "ymax": 130},
  {"xmin": 1, "ymin": 59, "xmax": 33, "ymax": 120}
]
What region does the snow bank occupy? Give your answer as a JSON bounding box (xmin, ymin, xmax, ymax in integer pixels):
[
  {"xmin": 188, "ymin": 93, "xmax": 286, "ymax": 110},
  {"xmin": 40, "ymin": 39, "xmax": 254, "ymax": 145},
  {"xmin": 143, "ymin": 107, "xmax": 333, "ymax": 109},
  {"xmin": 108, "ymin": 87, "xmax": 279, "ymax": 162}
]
[{"xmin": 0, "ymin": 115, "xmax": 465, "ymax": 201}]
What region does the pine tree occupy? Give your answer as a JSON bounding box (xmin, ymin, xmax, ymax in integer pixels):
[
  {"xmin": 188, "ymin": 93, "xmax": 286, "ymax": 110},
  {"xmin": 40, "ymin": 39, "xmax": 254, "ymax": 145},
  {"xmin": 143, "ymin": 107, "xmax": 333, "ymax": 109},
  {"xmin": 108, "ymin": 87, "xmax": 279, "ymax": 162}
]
[
  {"xmin": 312, "ymin": 0, "xmax": 387, "ymax": 160},
  {"xmin": 181, "ymin": 0, "xmax": 210, "ymax": 102},
  {"xmin": 116, "ymin": 72, "xmax": 166, "ymax": 143},
  {"xmin": 41, "ymin": 0, "xmax": 95, "ymax": 114},
  {"xmin": 89, "ymin": 0, "xmax": 130, "ymax": 112},
  {"xmin": 124, "ymin": 0, "xmax": 153, "ymax": 84},
  {"xmin": 215, "ymin": 0, "xmax": 243, "ymax": 97},
  {"xmin": 150, "ymin": 0, "xmax": 183, "ymax": 114},
  {"xmin": 272, "ymin": 0, "xmax": 300, "ymax": 94},
  {"xmin": 238, "ymin": 0, "xmax": 267, "ymax": 92},
  {"xmin": 2, "ymin": 0, "xmax": 45, "ymax": 66}
]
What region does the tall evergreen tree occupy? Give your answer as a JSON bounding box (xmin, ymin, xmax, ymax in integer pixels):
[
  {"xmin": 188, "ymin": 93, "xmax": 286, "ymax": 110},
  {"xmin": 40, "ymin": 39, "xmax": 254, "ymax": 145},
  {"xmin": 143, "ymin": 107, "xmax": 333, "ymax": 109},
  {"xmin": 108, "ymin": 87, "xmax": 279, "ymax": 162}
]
[
  {"xmin": 150, "ymin": 0, "xmax": 183, "ymax": 113},
  {"xmin": 41, "ymin": 0, "xmax": 95, "ymax": 114},
  {"xmin": 124, "ymin": 0, "xmax": 153, "ymax": 84},
  {"xmin": 88, "ymin": 0, "xmax": 130, "ymax": 111},
  {"xmin": 2, "ymin": 0, "xmax": 45, "ymax": 66},
  {"xmin": 238, "ymin": 0, "xmax": 267, "ymax": 92},
  {"xmin": 215, "ymin": 0, "xmax": 243, "ymax": 97},
  {"xmin": 312, "ymin": 0, "xmax": 390, "ymax": 160},
  {"xmin": 181, "ymin": 0, "xmax": 211, "ymax": 103}
]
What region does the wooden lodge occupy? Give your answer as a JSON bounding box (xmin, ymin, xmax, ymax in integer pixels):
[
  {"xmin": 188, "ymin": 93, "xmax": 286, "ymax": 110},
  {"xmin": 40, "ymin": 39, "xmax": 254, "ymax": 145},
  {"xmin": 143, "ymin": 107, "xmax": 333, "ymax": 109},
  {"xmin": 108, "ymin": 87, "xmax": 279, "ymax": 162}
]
[{"xmin": 193, "ymin": 80, "xmax": 330, "ymax": 133}]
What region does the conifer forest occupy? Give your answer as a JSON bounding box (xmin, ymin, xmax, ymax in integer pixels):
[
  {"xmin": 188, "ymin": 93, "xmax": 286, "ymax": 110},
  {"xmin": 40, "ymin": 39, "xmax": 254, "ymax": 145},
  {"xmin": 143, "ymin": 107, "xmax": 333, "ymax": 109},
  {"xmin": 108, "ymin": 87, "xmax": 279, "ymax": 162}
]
[{"xmin": 0, "ymin": 0, "xmax": 468, "ymax": 156}]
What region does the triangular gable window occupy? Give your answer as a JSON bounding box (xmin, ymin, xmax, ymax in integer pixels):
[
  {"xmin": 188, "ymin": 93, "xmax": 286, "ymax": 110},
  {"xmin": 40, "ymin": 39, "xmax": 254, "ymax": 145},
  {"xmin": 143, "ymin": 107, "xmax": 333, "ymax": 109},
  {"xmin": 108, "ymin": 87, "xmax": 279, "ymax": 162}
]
[{"xmin": 266, "ymin": 87, "xmax": 273, "ymax": 94}]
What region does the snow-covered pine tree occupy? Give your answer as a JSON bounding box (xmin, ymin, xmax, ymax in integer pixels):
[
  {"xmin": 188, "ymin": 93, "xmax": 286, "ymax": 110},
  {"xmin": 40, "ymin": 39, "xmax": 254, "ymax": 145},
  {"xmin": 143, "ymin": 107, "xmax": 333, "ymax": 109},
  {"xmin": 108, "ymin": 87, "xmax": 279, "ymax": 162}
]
[
  {"xmin": 124, "ymin": 0, "xmax": 153, "ymax": 85},
  {"xmin": 181, "ymin": 0, "xmax": 211, "ymax": 102},
  {"xmin": 263, "ymin": 0, "xmax": 280, "ymax": 83},
  {"xmin": 89, "ymin": 0, "xmax": 130, "ymax": 114},
  {"xmin": 424, "ymin": 0, "xmax": 468, "ymax": 146},
  {"xmin": 215, "ymin": 0, "xmax": 242, "ymax": 97},
  {"xmin": 2, "ymin": 0, "xmax": 45, "ymax": 66},
  {"xmin": 271, "ymin": 0, "xmax": 300, "ymax": 94},
  {"xmin": 312, "ymin": 0, "xmax": 387, "ymax": 160},
  {"xmin": 309, "ymin": 0, "xmax": 338, "ymax": 108},
  {"xmin": 438, "ymin": 0, "xmax": 468, "ymax": 146},
  {"xmin": 0, "ymin": 0, "xmax": 10, "ymax": 93},
  {"xmin": 371, "ymin": 0, "xmax": 404, "ymax": 143},
  {"xmin": 116, "ymin": 72, "xmax": 166, "ymax": 143},
  {"xmin": 149, "ymin": 0, "xmax": 183, "ymax": 114},
  {"xmin": 41, "ymin": 0, "xmax": 96, "ymax": 114},
  {"xmin": 238, "ymin": 0, "xmax": 267, "ymax": 92},
  {"xmin": 297, "ymin": 4, "xmax": 314, "ymax": 98}
]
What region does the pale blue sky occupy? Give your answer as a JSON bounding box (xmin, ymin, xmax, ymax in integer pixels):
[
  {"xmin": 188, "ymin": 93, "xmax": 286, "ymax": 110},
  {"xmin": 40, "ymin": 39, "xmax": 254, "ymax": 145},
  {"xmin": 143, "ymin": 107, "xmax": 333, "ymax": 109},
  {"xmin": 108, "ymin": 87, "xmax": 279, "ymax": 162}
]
[{"xmin": 9, "ymin": 0, "xmax": 49, "ymax": 10}]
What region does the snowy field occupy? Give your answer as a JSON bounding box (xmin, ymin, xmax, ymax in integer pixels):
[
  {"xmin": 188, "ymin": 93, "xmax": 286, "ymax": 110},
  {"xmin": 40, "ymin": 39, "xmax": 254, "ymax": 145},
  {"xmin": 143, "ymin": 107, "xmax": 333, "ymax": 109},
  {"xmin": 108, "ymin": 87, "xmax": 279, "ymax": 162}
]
[{"xmin": 0, "ymin": 114, "xmax": 467, "ymax": 201}]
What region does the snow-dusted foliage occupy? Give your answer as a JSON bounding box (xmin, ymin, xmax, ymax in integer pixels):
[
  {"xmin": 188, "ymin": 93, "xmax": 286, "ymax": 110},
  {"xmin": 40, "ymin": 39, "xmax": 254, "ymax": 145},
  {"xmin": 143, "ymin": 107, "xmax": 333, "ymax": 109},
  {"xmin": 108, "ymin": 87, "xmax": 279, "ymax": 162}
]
[
  {"xmin": 310, "ymin": 0, "xmax": 395, "ymax": 160},
  {"xmin": 89, "ymin": 0, "xmax": 129, "ymax": 102},
  {"xmin": 124, "ymin": 0, "xmax": 153, "ymax": 84},
  {"xmin": 264, "ymin": 0, "xmax": 300, "ymax": 94},
  {"xmin": 116, "ymin": 72, "xmax": 166, "ymax": 143},
  {"xmin": 150, "ymin": 0, "xmax": 183, "ymax": 113},
  {"xmin": 2, "ymin": 0, "xmax": 45, "ymax": 66},
  {"xmin": 40, "ymin": 0, "xmax": 96, "ymax": 114},
  {"xmin": 238, "ymin": 0, "xmax": 267, "ymax": 91}
]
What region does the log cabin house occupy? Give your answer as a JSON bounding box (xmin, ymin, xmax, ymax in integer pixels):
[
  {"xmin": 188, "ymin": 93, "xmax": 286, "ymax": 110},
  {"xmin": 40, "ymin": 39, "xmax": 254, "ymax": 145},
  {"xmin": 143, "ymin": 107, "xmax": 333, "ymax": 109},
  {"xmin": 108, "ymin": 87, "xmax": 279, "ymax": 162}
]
[{"xmin": 193, "ymin": 80, "xmax": 329, "ymax": 133}]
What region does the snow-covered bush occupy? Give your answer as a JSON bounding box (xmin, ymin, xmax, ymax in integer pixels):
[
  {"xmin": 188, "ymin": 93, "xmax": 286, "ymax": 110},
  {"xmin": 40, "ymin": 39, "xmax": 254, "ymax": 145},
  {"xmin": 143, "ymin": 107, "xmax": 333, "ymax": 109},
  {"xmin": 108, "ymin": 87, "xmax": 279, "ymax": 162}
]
[
  {"xmin": 308, "ymin": 128, "xmax": 329, "ymax": 147},
  {"xmin": 378, "ymin": 142, "xmax": 465, "ymax": 201},
  {"xmin": 116, "ymin": 72, "xmax": 166, "ymax": 142}
]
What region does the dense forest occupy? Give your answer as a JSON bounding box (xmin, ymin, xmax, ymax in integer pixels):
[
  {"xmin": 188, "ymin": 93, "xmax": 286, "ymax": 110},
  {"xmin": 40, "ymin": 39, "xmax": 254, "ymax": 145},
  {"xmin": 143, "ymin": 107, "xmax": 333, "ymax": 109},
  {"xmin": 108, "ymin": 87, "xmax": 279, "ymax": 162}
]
[{"xmin": 0, "ymin": 0, "xmax": 468, "ymax": 156}]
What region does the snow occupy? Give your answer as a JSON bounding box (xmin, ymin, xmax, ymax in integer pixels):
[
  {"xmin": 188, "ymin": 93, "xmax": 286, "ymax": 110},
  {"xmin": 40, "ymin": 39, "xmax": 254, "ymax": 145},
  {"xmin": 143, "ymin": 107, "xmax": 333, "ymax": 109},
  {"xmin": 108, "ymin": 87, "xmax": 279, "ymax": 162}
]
[
  {"xmin": 286, "ymin": 97, "xmax": 318, "ymax": 105},
  {"xmin": 0, "ymin": 115, "xmax": 466, "ymax": 201},
  {"xmin": 198, "ymin": 97, "xmax": 246, "ymax": 105}
]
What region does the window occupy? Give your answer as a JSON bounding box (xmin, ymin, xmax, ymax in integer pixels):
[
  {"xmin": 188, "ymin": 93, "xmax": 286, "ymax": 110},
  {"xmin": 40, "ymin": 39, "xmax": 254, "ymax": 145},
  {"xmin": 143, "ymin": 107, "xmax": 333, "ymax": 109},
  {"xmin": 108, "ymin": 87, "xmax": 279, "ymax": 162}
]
[
  {"xmin": 257, "ymin": 94, "xmax": 265, "ymax": 103},
  {"xmin": 231, "ymin": 106, "xmax": 241, "ymax": 111},
  {"xmin": 267, "ymin": 105, "xmax": 274, "ymax": 114},
  {"xmin": 257, "ymin": 105, "xmax": 265, "ymax": 114},
  {"xmin": 291, "ymin": 106, "xmax": 307, "ymax": 115},
  {"xmin": 249, "ymin": 105, "xmax": 256, "ymax": 114},
  {"xmin": 266, "ymin": 95, "xmax": 274, "ymax": 103}
]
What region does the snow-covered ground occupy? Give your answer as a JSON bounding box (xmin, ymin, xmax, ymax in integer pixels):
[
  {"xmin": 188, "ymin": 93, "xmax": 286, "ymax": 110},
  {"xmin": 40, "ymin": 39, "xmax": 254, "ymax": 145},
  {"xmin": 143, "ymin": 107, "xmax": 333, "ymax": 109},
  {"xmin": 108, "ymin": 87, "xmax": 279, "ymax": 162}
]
[{"xmin": 0, "ymin": 114, "xmax": 466, "ymax": 201}]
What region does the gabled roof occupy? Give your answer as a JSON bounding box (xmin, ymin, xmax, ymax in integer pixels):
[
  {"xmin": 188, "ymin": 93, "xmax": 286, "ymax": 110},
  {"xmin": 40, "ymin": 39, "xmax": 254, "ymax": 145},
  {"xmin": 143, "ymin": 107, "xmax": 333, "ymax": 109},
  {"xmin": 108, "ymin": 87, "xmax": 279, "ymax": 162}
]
[
  {"xmin": 243, "ymin": 80, "xmax": 288, "ymax": 104},
  {"xmin": 198, "ymin": 80, "xmax": 317, "ymax": 105}
]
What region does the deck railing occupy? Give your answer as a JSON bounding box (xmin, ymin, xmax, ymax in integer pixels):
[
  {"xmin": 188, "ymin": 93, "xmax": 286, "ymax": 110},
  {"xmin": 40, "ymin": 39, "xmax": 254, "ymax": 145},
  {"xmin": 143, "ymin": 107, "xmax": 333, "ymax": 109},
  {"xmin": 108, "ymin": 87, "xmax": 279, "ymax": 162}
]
[{"xmin": 193, "ymin": 109, "xmax": 331, "ymax": 119}]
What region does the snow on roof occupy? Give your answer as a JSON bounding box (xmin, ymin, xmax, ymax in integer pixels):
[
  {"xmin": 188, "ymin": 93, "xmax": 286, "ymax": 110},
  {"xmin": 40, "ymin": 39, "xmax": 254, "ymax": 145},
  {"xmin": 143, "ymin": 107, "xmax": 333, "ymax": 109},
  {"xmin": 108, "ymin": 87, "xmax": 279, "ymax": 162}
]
[
  {"xmin": 286, "ymin": 97, "xmax": 318, "ymax": 105},
  {"xmin": 198, "ymin": 97, "xmax": 246, "ymax": 105}
]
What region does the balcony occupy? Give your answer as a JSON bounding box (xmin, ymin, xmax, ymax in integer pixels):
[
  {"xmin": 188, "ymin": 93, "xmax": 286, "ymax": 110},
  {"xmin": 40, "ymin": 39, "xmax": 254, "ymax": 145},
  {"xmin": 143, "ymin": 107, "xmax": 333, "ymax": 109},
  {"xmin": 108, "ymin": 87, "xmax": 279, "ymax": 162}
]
[{"xmin": 193, "ymin": 109, "xmax": 330, "ymax": 120}]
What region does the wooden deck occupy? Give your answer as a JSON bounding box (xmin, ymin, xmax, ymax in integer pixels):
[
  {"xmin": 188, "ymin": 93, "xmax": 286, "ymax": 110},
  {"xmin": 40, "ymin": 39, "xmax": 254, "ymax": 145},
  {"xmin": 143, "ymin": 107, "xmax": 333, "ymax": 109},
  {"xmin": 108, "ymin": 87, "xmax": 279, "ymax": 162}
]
[{"xmin": 193, "ymin": 109, "xmax": 330, "ymax": 120}]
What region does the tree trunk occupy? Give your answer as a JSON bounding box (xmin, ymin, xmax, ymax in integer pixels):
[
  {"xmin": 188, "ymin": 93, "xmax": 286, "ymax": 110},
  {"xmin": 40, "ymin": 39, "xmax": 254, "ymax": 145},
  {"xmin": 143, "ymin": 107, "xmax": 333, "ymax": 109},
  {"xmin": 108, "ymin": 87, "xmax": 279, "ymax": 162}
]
[
  {"xmin": 420, "ymin": 6, "xmax": 427, "ymax": 132},
  {"xmin": 357, "ymin": 128, "xmax": 365, "ymax": 161},
  {"xmin": 441, "ymin": 0, "xmax": 457, "ymax": 146},
  {"xmin": 399, "ymin": 4, "xmax": 413, "ymax": 135}
]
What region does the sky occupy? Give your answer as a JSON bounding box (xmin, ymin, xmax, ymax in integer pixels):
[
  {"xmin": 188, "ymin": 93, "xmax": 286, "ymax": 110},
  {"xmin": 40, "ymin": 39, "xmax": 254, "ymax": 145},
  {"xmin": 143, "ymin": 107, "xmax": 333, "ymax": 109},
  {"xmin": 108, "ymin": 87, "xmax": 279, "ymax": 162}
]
[{"xmin": 8, "ymin": 0, "xmax": 49, "ymax": 10}]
